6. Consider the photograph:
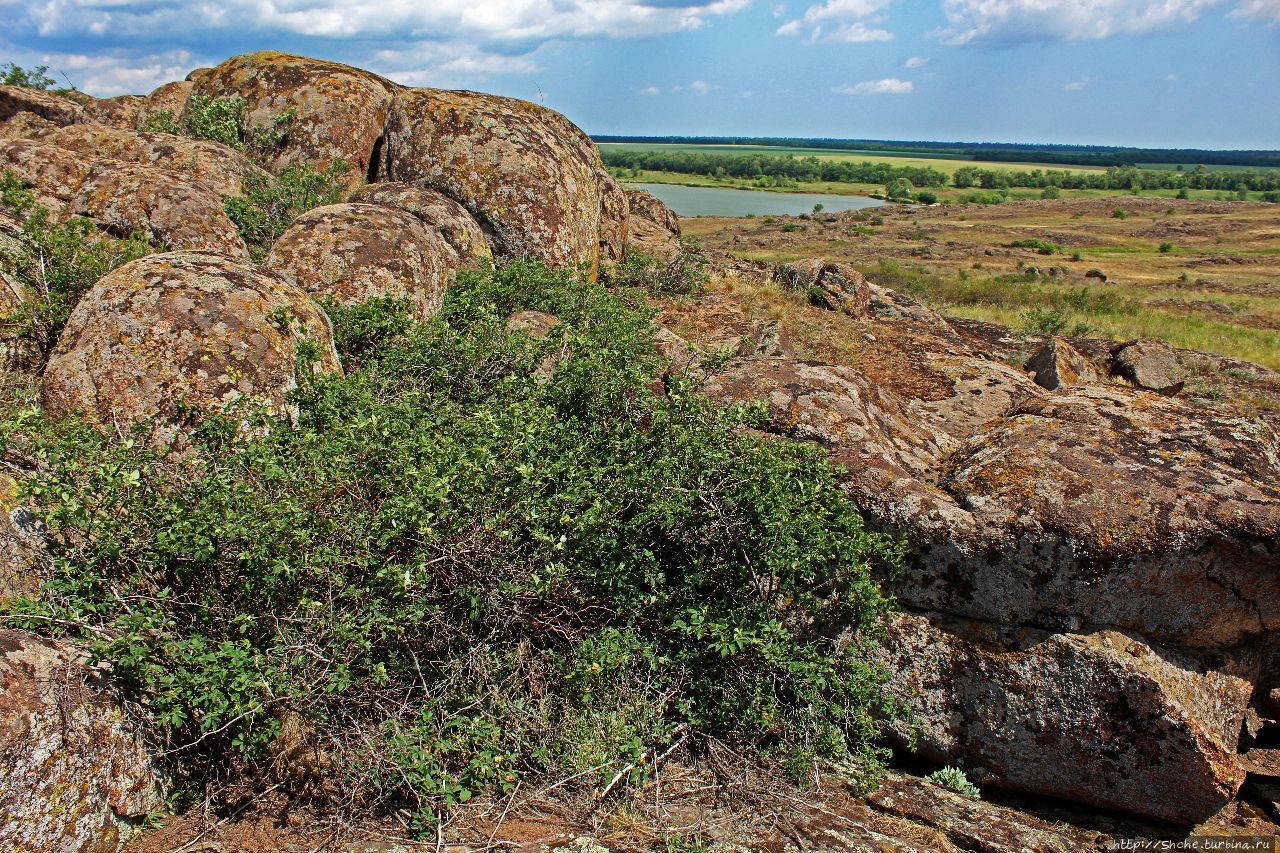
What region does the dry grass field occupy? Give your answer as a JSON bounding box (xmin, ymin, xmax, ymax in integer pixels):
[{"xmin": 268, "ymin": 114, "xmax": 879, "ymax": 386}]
[{"xmin": 685, "ymin": 196, "xmax": 1280, "ymax": 371}]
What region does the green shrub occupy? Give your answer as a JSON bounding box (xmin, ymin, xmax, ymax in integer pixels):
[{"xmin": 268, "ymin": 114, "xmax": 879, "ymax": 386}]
[
  {"xmin": 140, "ymin": 96, "xmax": 296, "ymax": 159},
  {"xmin": 0, "ymin": 171, "xmax": 155, "ymax": 361},
  {"xmin": 1009, "ymin": 239, "xmax": 1061, "ymax": 255},
  {"xmin": 926, "ymin": 766, "xmax": 980, "ymax": 799},
  {"xmin": 2, "ymin": 261, "xmax": 902, "ymax": 829},
  {"xmin": 915, "ymin": 190, "xmax": 938, "ymax": 205},
  {"xmin": 223, "ymin": 162, "xmax": 352, "ymax": 260},
  {"xmin": 1158, "ymin": 242, "xmax": 1174, "ymax": 253},
  {"xmin": 1041, "ymin": 186, "xmax": 1061, "ymax": 200},
  {"xmin": 781, "ymin": 222, "xmax": 799, "ymax": 233},
  {"xmin": 1021, "ymin": 305, "xmax": 1069, "ymax": 335},
  {"xmin": 1112, "ymin": 208, "xmax": 1128, "ymax": 220},
  {"xmin": 2, "ymin": 62, "xmax": 56, "ymax": 90},
  {"xmin": 180, "ymin": 94, "xmax": 247, "ymax": 148},
  {"xmin": 609, "ymin": 239, "xmax": 709, "ymax": 297}
]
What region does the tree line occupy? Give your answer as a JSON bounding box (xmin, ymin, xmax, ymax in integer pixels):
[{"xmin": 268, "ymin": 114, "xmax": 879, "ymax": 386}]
[
  {"xmin": 600, "ymin": 149, "xmax": 1280, "ymax": 195},
  {"xmin": 594, "ymin": 135, "xmax": 1280, "ymax": 170}
]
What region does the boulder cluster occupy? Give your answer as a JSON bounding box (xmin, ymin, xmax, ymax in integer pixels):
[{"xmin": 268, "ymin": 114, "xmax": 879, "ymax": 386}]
[
  {"xmin": 677, "ymin": 263, "xmax": 1278, "ymax": 825},
  {"xmin": 0, "ymin": 50, "xmax": 1276, "ymax": 847}
]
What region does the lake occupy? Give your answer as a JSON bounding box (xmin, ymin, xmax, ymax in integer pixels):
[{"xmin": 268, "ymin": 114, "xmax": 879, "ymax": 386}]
[{"xmin": 627, "ymin": 182, "xmax": 887, "ymax": 218}]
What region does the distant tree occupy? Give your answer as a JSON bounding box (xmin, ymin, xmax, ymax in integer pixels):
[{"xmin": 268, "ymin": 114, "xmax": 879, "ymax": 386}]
[
  {"xmin": 1, "ymin": 62, "xmax": 57, "ymax": 90},
  {"xmin": 915, "ymin": 190, "xmax": 938, "ymax": 204},
  {"xmin": 1176, "ymin": 188, "xmax": 1190, "ymax": 200},
  {"xmin": 812, "ymin": 203, "xmax": 824, "ymax": 214},
  {"xmin": 885, "ymin": 177, "xmax": 913, "ymax": 199},
  {"xmin": 1041, "ymin": 186, "xmax": 1061, "ymax": 200}
]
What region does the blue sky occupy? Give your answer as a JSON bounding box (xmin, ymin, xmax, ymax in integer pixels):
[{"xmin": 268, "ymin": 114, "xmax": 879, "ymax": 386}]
[{"xmin": 3, "ymin": 0, "xmax": 1277, "ymax": 148}]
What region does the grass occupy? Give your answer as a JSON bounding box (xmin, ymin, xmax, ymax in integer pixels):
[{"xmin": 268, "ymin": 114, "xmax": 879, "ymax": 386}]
[{"xmin": 861, "ymin": 260, "xmax": 1280, "ymax": 369}]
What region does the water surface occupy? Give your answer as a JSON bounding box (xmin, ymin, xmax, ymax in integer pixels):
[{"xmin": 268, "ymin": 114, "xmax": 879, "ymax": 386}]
[{"xmin": 628, "ymin": 182, "xmax": 886, "ymax": 218}]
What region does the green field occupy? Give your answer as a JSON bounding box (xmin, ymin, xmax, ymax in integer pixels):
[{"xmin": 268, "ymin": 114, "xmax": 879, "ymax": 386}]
[{"xmin": 598, "ymin": 142, "xmax": 1109, "ymax": 175}]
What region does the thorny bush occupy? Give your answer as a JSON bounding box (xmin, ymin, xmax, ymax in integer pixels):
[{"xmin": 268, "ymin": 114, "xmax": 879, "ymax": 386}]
[{"xmin": 1, "ymin": 260, "xmax": 903, "ymax": 832}]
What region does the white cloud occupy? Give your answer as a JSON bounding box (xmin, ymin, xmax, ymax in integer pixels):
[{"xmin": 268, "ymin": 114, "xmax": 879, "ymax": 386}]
[
  {"xmin": 939, "ymin": 0, "xmax": 1224, "ymax": 44},
  {"xmin": 904, "ymin": 55, "xmax": 928, "ymax": 68},
  {"xmin": 777, "ymin": 0, "xmax": 895, "ymax": 42},
  {"xmin": 8, "ymin": 0, "xmax": 754, "ymax": 94},
  {"xmin": 833, "ymin": 77, "xmax": 913, "ymax": 95},
  {"xmin": 1232, "ymin": 0, "xmax": 1280, "ymax": 21},
  {"xmin": 640, "ymin": 85, "xmax": 661, "ymax": 96},
  {"xmin": 1063, "ymin": 76, "xmax": 1095, "ymax": 91}
]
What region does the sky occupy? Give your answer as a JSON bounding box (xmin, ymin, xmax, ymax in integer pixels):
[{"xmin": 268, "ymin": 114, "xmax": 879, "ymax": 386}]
[{"xmin": 3, "ymin": 0, "xmax": 1278, "ymax": 149}]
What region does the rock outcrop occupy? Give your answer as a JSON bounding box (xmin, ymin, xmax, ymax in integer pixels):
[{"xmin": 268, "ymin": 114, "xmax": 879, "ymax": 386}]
[
  {"xmin": 0, "ymin": 85, "xmax": 84, "ymax": 127},
  {"xmin": 267, "ymin": 202, "xmax": 456, "ymax": 320},
  {"xmin": 623, "ymin": 188, "xmax": 681, "ymax": 258},
  {"xmin": 0, "ymin": 139, "xmax": 249, "ymax": 257},
  {"xmin": 379, "ymin": 87, "xmax": 626, "ymax": 269},
  {"xmin": 42, "ymin": 251, "xmax": 340, "ymax": 434},
  {"xmin": 349, "ymin": 182, "xmax": 492, "ymax": 266},
  {"xmin": 877, "ymin": 610, "xmax": 1256, "ymax": 823},
  {"xmin": 37, "ymin": 123, "xmax": 269, "ymax": 199},
  {"xmin": 0, "ymin": 474, "xmax": 46, "ymax": 605},
  {"xmin": 679, "ymin": 262, "xmax": 1280, "ymax": 823},
  {"xmin": 191, "ymin": 51, "xmax": 395, "ymax": 176},
  {"xmin": 0, "ymin": 630, "xmax": 160, "ymax": 851}
]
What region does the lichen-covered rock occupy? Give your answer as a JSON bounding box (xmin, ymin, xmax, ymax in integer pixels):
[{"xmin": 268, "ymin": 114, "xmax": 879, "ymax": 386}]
[
  {"xmin": 70, "ymin": 160, "xmax": 249, "ymax": 257},
  {"xmin": 1112, "ymin": 338, "xmax": 1186, "ymax": 394},
  {"xmin": 774, "ymin": 258, "xmax": 871, "ymax": 316},
  {"xmin": 624, "ymin": 188, "xmax": 680, "ymax": 258},
  {"xmin": 41, "ymin": 123, "xmax": 270, "ymax": 199},
  {"xmin": 380, "ymin": 87, "xmax": 624, "ymax": 268},
  {"xmin": 877, "ymin": 610, "xmax": 1256, "ymax": 824},
  {"xmin": 135, "ymin": 80, "xmax": 192, "ymax": 129},
  {"xmin": 1025, "ymin": 337, "xmax": 1099, "ymax": 390},
  {"xmin": 917, "ymin": 385, "xmax": 1280, "ymax": 648},
  {"xmin": 192, "ymin": 51, "xmax": 395, "ymax": 176},
  {"xmin": 0, "ymin": 111, "xmax": 57, "ymax": 142},
  {"xmin": 267, "ymin": 203, "xmax": 456, "ymax": 321},
  {"xmin": 41, "ymin": 251, "xmax": 340, "ymax": 434},
  {"xmin": 0, "ymin": 629, "xmax": 160, "ymax": 851},
  {"xmin": 0, "ymin": 138, "xmax": 91, "ymax": 215},
  {"xmin": 1, "ymin": 139, "xmax": 249, "ymax": 257},
  {"xmin": 0, "ymin": 86, "xmax": 84, "ymax": 127},
  {"xmin": 349, "ymin": 182, "xmax": 492, "ymax": 266},
  {"xmin": 85, "ymin": 94, "xmax": 145, "ymax": 129},
  {"xmin": 0, "ymin": 475, "xmax": 46, "ymax": 605}
]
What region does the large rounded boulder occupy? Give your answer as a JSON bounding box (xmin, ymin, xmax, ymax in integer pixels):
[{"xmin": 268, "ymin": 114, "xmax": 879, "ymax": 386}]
[
  {"xmin": 350, "ymin": 182, "xmax": 492, "ymax": 266},
  {"xmin": 41, "ymin": 251, "xmax": 340, "ymax": 433},
  {"xmin": 267, "ymin": 202, "xmax": 456, "ymax": 321},
  {"xmin": 192, "ymin": 51, "xmax": 395, "ymax": 176},
  {"xmin": 379, "ymin": 88, "xmax": 626, "ymax": 268}
]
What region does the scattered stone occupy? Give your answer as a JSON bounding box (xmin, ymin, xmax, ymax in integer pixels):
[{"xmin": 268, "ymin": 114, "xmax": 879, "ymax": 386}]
[
  {"xmin": 1111, "ymin": 339, "xmax": 1186, "ymax": 394},
  {"xmin": 1085, "ymin": 269, "xmax": 1108, "ymax": 282},
  {"xmin": 1025, "ymin": 337, "xmax": 1099, "ymax": 390},
  {"xmin": 736, "ymin": 320, "xmax": 793, "ymax": 358},
  {"xmin": 773, "ymin": 258, "xmax": 871, "ymax": 316},
  {"xmin": 41, "ymin": 251, "xmax": 341, "ymax": 436},
  {"xmin": 0, "ymin": 629, "xmax": 161, "ymax": 851},
  {"xmin": 267, "ymin": 202, "xmax": 457, "ymax": 321}
]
